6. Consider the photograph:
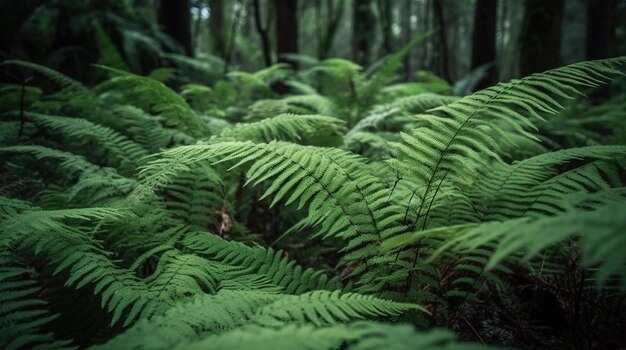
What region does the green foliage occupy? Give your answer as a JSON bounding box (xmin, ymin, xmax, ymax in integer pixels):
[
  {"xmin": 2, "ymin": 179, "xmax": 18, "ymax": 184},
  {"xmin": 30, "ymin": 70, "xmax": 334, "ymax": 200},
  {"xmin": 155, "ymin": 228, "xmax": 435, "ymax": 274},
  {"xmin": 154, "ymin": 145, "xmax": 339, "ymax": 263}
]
[{"xmin": 1, "ymin": 54, "xmax": 625, "ymax": 349}]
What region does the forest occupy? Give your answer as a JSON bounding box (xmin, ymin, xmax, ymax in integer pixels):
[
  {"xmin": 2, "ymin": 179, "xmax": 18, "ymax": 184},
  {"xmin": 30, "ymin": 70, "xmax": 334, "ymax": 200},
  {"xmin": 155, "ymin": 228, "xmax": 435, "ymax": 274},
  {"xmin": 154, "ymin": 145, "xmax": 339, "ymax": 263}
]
[{"xmin": 0, "ymin": 0, "xmax": 625, "ymax": 349}]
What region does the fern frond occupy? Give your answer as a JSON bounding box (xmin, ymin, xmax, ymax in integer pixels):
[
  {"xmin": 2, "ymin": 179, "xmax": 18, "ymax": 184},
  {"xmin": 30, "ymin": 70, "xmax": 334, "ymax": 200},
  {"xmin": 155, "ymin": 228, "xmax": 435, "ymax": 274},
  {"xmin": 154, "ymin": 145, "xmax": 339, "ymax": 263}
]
[
  {"xmin": 179, "ymin": 321, "xmax": 494, "ymax": 350},
  {"xmin": 217, "ymin": 114, "xmax": 346, "ymax": 145},
  {"xmin": 0, "ymin": 250, "xmax": 74, "ymax": 350},
  {"xmin": 159, "ymin": 165, "xmax": 223, "ymax": 229},
  {"xmin": 394, "ymin": 58, "xmax": 626, "ymax": 231},
  {"xmin": 1, "ymin": 60, "xmax": 88, "ymax": 94},
  {"xmin": 92, "ymin": 290, "xmax": 281, "ymax": 350},
  {"xmin": 182, "ymin": 231, "xmax": 342, "ymax": 294},
  {"xmin": 0, "ymin": 145, "xmax": 99, "ymax": 176},
  {"xmin": 140, "ymin": 142, "xmax": 405, "ymax": 260},
  {"xmin": 472, "ymin": 146, "xmax": 626, "ymax": 221},
  {"xmin": 96, "ymin": 65, "xmax": 207, "ymax": 138},
  {"xmin": 112, "ymin": 105, "xmax": 194, "ymax": 152},
  {"xmin": 387, "ymin": 196, "xmax": 626, "ymax": 289},
  {"xmin": 23, "ymin": 112, "xmax": 148, "ymax": 170},
  {"xmin": 256, "ymin": 290, "xmax": 426, "ymax": 326},
  {"xmin": 391, "ymin": 93, "xmax": 459, "ymax": 114}
]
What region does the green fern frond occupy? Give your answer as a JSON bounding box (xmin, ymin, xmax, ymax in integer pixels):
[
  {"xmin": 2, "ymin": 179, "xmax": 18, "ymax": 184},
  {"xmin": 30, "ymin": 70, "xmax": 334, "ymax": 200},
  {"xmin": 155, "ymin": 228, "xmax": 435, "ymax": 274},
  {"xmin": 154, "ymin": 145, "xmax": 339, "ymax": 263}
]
[
  {"xmin": 393, "ymin": 58, "xmax": 626, "ymax": 231},
  {"xmin": 357, "ymin": 33, "xmax": 430, "ymax": 113},
  {"xmin": 346, "ymin": 108, "xmax": 400, "ymax": 137},
  {"xmin": 94, "ymin": 24, "xmax": 130, "ymax": 71},
  {"xmin": 140, "ymin": 141, "xmax": 405, "ymax": 260},
  {"xmin": 1, "ymin": 60, "xmax": 88, "ymax": 94},
  {"xmin": 217, "ymin": 114, "xmax": 346, "ymax": 145},
  {"xmin": 256, "ymin": 290, "xmax": 427, "ymax": 326},
  {"xmin": 112, "ymin": 105, "xmax": 194, "ymax": 152},
  {"xmin": 386, "ymin": 195, "xmax": 626, "ymax": 289},
  {"xmin": 95, "ymin": 65, "xmax": 207, "ymax": 138},
  {"xmin": 179, "ymin": 321, "xmax": 496, "ymax": 350},
  {"xmin": 391, "ymin": 93, "xmax": 459, "ymax": 114},
  {"xmin": 472, "ymin": 146, "xmax": 626, "ymax": 221},
  {"xmin": 0, "ymin": 251, "xmax": 73, "ymax": 350},
  {"xmin": 0, "ymin": 145, "xmax": 99, "ymax": 176},
  {"xmin": 159, "ymin": 165, "xmax": 223, "ymax": 229},
  {"xmin": 92, "ymin": 290, "xmax": 281, "ymax": 350},
  {"xmin": 23, "ymin": 112, "xmax": 148, "ymax": 170},
  {"xmin": 163, "ymin": 53, "xmax": 224, "ymax": 83},
  {"xmin": 182, "ymin": 231, "xmax": 342, "ymax": 294}
]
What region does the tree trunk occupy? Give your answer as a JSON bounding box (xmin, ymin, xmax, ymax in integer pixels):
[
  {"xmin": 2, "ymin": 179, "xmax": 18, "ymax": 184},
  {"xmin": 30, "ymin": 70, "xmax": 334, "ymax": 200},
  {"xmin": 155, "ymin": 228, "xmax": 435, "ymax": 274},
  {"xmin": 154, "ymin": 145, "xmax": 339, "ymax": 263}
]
[
  {"xmin": 586, "ymin": 0, "xmax": 616, "ymax": 60},
  {"xmin": 223, "ymin": 0, "xmax": 245, "ymax": 73},
  {"xmin": 471, "ymin": 0, "xmax": 498, "ymax": 89},
  {"xmin": 209, "ymin": 0, "xmax": 226, "ymax": 58},
  {"xmin": 160, "ymin": 0, "xmax": 192, "ymax": 56},
  {"xmin": 433, "ymin": 0, "xmax": 451, "ymax": 82},
  {"xmin": 402, "ymin": 0, "xmax": 413, "ymax": 81},
  {"xmin": 253, "ymin": 0, "xmax": 272, "ymax": 67},
  {"xmin": 377, "ymin": 0, "xmax": 393, "ymax": 55},
  {"xmin": 352, "ymin": 0, "xmax": 374, "ymax": 66},
  {"xmin": 519, "ymin": 0, "xmax": 564, "ymax": 76},
  {"xmin": 275, "ymin": 0, "xmax": 299, "ymax": 68},
  {"xmin": 317, "ymin": 0, "xmax": 345, "ymax": 59}
]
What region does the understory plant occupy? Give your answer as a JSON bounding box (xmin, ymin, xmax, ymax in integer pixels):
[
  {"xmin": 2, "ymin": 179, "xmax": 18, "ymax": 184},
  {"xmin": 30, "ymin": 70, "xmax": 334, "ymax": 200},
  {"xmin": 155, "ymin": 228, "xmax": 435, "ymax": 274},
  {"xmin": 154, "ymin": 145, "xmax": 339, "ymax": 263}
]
[{"xmin": 1, "ymin": 51, "xmax": 625, "ymax": 350}]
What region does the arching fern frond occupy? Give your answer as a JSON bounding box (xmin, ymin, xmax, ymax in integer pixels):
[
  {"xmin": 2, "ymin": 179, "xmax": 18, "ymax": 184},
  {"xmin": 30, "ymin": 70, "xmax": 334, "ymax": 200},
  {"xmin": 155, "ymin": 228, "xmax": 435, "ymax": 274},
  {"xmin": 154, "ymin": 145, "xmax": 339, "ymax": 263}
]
[
  {"xmin": 216, "ymin": 114, "xmax": 345, "ymax": 145},
  {"xmin": 256, "ymin": 290, "xmax": 427, "ymax": 326},
  {"xmin": 91, "ymin": 290, "xmax": 281, "ymax": 350},
  {"xmin": 1, "ymin": 60, "xmax": 88, "ymax": 94},
  {"xmin": 391, "ymin": 93, "xmax": 459, "ymax": 114},
  {"xmin": 140, "ymin": 142, "xmax": 405, "ymax": 260},
  {"xmin": 0, "ymin": 145, "xmax": 100, "ymax": 176},
  {"xmin": 95, "ymin": 65, "xmax": 207, "ymax": 138},
  {"xmin": 0, "ymin": 250, "xmax": 73, "ymax": 350},
  {"xmin": 178, "ymin": 321, "xmax": 495, "ymax": 350},
  {"xmin": 472, "ymin": 145, "xmax": 626, "ymax": 221},
  {"xmin": 386, "ymin": 194, "xmax": 626, "ymax": 289},
  {"xmin": 23, "ymin": 112, "xmax": 148, "ymax": 170},
  {"xmin": 182, "ymin": 231, "xmax": 342, "ymax": 294},
  {"xmin": 393, "ymin": 58, "xmax": 626, "ymax": 231}
]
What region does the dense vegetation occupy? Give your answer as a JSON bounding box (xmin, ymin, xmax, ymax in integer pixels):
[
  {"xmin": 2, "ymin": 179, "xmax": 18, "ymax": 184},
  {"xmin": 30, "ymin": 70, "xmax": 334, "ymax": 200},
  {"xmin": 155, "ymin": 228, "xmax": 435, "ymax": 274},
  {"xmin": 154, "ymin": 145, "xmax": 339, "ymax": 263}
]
[
  {"xmin": 2, "ymin": 48, "xmax": 626, "ymax": 349},
  {"xmin": 2, "ymin": 1, "xmax": 626, "ymax": 349}
]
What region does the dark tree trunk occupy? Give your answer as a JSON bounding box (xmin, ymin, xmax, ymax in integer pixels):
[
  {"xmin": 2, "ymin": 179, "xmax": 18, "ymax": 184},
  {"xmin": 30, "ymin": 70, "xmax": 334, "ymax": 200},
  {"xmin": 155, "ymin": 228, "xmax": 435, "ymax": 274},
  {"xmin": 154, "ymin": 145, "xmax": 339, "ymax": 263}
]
[
  {"xmin": 353, "ymin": 0, "xmax": 374, "ymax": 66},
  {"xmin": 253, "ymin": 0, "xmax": 272, "ymax": 67},
  {"xmin": 275, "ymin": 0, "xmax": 299, "ymax": 68},
  {"xmin": 433, "ymin": 0, "xmax": 451, "ymax": 82},
  {"xmin": 209, "ymin": 0, "xmax": 226, "ymax": 58},
  {"xmin": 519, "ymin": 0, "xmax": 564, "ymax": 76},
  {"xmin": 316, "ymin": 0, "xmax": 345, "ymax": 59},
  {"xmin": 402, "ymin": 0, "xmax": 413, "ymax": 81},
  {"xmin": 586, "ymin": 0, "xmax": 616, "ymax": 60},
  {"xmin": 377, "ymin": 0, "xmax": 393, "ymax": 55},
  {"xmin": 160, "ymin": 0, "xmax": 192, "ymax": 56},
  {"xmin": 471, "ymin": 0, "xmax": 498, "ymax": 89},
  {"xmin": 223, "ymin": 0, "xmax": 245, "ymax": 72}
]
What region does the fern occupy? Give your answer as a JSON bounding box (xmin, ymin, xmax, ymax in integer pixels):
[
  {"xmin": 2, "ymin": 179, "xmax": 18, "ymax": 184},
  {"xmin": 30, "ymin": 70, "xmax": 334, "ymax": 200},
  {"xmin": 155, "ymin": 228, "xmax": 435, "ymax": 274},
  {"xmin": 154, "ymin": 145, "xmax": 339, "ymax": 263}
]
[
  {"xmin": 393, "ymin": 58, "xmax": 626, "ymax": 231},
  {"xmin": 0, "ymin": 251, "xmax": 72, "ymax": 350},
  {"xmin": 176, "ymin": 321, "xmax": 495, "ymax": 350},
  {"xmin": 2, "ymin": 53, "xmax": 626, "ymax": 350},
  {"xmin": 95, "ymin": 65, "xmax": 207, "ymax": 138},
  {"xmin": 182, "ymin": 231, "xmax": 342, "ymax": 294},
  {"xmin": 23, "ymin": 112, "xmax": 147, "ymax": 170},
  {"xmin": 1, "ymin": 60, "xmax": 88, "ymax": 94},
  {"xmin": 471, "ymin": 146, "xmax": 626, "ymax": 221},
  {"xmin": 256, "ymin": 290, "xmax": 427, "ymax": 326},
  {"xmin": 217, "ymin": 114, "xmax": 346, "ymax": 145},
  {"xmin": 139, "ymin": 141, "xmax": 405, "ymax": 261}
]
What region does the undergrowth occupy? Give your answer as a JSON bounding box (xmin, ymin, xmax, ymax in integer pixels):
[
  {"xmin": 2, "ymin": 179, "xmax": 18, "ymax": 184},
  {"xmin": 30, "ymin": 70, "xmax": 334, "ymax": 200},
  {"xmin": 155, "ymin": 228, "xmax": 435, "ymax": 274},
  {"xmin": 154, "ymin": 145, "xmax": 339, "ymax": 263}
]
[{"xmin": 1, "ymin": 48, "xmax": 625, "ymax": 350}]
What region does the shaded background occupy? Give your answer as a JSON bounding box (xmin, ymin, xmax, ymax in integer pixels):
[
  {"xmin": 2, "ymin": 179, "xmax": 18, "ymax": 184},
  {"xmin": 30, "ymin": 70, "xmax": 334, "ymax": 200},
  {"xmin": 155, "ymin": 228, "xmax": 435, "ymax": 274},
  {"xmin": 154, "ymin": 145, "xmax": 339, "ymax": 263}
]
[{"xmin": 1, "ymin": 0, "xmax": 625, "ymax": 88}]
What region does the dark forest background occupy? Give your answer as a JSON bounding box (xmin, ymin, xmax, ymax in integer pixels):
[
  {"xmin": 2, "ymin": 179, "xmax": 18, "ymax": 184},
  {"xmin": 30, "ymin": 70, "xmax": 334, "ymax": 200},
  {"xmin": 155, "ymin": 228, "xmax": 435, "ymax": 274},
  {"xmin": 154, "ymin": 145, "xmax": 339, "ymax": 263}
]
[{"xmin": 1, "ymin": 0, "xmax": 625, "ymax": 88}]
